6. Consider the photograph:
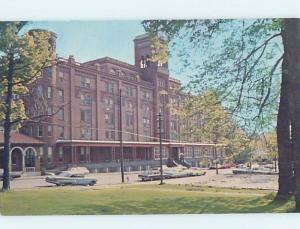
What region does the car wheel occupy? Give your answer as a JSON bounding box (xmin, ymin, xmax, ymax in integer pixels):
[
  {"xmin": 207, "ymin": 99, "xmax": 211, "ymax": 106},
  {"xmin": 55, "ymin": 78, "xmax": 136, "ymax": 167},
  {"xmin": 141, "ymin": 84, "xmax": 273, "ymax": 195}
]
[{"xmin": 89, "ymin": 182, "xmax": 95, "ymax": 186}]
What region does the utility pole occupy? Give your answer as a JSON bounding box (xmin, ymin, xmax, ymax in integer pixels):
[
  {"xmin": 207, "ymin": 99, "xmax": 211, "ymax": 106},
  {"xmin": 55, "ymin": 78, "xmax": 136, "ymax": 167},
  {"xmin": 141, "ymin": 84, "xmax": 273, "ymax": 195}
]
[
  {"xmin": 214, "ymin": 141, "xmax": 219, "ymax": 175},
  {"xmin": 119, "ymin": 88, "xmax": 124, "ymax": 183},
  {"xmin": 158, "ymin": 112, "xmax": 164, "ymax": 185}
]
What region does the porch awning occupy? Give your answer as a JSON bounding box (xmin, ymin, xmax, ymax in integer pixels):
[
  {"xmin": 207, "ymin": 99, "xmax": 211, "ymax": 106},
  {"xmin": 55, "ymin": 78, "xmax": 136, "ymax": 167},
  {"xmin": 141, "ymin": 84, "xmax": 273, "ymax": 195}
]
[{"xmin": 56, "ymin": 139, "xmax": 224, "ymax": 147}]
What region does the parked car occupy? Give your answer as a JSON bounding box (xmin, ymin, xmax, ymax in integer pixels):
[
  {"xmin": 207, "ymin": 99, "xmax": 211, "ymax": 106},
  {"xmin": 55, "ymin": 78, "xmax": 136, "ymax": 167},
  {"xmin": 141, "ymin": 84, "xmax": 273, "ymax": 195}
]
[
  {"xmin": 45, "ymin": 171, "xmax": 97, "ymax": 186},
  {"xmin": 232, "ymin": 168, "xmax": 277, "ymax": 175},
  {"xmin": 138, "ymin": 167, "xmax": 206, "ymax": 181}
]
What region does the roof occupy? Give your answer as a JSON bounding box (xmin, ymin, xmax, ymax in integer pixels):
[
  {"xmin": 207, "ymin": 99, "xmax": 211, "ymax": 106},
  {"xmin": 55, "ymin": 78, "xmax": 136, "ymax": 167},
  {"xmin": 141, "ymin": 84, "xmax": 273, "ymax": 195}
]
[
  {"xmin": 134, "ymin": 33, "xmax": 150, "ymax": 40},
  {"xmin": 0, "ymin": 132, "xmax": 45, "ymax": 145},
  {"xmin": 82, "ymin": 56, "xmax": 139, "ymax": 72}
]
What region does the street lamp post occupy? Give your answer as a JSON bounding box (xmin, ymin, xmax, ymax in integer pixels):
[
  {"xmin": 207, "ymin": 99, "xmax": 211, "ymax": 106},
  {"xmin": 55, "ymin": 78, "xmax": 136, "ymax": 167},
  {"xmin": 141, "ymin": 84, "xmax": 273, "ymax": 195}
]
[
  {"xmin": 119, "ymin": 88, "xmax": 125, "ymax": 183},
  {"xmin": 214, "ymin": 140, "xmax": 219, "ymax": 175},
  {"xmin": 157, "ymin": 112, "xmax": 164, "ymax": 185}
]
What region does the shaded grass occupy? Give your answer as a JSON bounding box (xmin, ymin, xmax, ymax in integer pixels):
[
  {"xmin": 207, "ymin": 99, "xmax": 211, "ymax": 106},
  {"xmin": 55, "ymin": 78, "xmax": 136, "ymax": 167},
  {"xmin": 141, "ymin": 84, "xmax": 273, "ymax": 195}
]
[{"xmin": 0, "ymin": 184, "xmax": 295, "ymax": 215}]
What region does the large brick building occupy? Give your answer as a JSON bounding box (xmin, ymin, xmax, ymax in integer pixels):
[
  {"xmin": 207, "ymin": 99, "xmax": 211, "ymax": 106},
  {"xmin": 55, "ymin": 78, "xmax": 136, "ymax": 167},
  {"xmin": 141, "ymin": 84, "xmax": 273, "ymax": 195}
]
[{"xmin": 0, "ymin": 32, "xmax": 224, "ymax": 173}]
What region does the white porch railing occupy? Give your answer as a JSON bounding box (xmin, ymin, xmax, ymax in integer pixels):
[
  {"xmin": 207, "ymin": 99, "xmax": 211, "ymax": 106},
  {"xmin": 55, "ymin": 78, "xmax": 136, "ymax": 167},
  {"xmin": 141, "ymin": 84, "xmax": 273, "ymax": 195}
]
[{"xmin": 24, "ymin": 167, "xmax": 35, "ymax": 173}]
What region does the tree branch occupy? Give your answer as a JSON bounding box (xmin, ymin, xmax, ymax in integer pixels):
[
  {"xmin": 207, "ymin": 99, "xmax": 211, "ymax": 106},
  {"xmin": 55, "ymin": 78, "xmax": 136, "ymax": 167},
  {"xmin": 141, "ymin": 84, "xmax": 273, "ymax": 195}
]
[{"xmin": 9, "ymin": 102, "xmax": 69, "ymax": 125}]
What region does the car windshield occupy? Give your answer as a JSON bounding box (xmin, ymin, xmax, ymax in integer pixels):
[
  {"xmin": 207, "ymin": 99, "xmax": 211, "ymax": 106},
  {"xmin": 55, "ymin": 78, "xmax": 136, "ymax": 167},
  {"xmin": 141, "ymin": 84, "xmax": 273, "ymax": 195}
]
[{"xmin": 57, "ymin": 172, "xmax": 72, "ymax": 177}]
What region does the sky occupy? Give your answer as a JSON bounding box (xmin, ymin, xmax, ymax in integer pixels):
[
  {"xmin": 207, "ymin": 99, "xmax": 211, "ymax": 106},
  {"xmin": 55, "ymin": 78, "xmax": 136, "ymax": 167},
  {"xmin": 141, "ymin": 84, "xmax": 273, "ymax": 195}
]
[
  {"xmin": 23, "ymin": 21, "xmax": 188, "ymax": 84},
  {"xmin": 25, "ymin": 21, "xmax": 145, "ymax": 64}
]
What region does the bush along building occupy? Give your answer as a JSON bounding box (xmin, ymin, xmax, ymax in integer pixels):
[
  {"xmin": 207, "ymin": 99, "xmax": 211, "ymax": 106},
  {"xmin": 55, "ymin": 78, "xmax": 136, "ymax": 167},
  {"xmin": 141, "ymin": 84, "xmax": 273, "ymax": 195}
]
[{"xmin": 0, "ymin": 32, "xmax": 225, "ymax": 174}]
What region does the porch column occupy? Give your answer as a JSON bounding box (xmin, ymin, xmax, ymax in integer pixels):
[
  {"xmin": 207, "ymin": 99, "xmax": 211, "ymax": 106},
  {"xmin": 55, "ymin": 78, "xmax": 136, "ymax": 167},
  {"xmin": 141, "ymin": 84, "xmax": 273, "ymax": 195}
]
[
  {"xmin": 74, "ymin": 146, "xmax": 77, "ymax": 163},
  {"xmin": 151, "ymin": 147, "xmax": 155, "ymax": 160},
  {"xmin": 86, "ymin": 146, "xmax": 91, "ymax": 163},
  {"xmin": 112, "ymin": 147, "xmax": 115, "ymax": 161},
  {"xmin": 35, "ymin": 148, "xmax": 41, "ymax": 172},
  {"xmin": 22, "ymin": 151, "xmax": 25, "ymax": 172},
  {"xmin": 133, "ymin": 147, "xmax": 137, "ymax": 161},
  {"xmin": 71, "ymin": 145, "xmax": 74, "ymax": 163}
]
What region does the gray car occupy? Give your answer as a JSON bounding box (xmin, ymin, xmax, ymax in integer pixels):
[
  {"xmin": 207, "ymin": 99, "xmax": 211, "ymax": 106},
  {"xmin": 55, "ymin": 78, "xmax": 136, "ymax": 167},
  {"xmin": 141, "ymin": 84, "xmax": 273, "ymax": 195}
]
[{"xmin": 45, "ymin": 171, "xmax": 97, "ymax": 186}]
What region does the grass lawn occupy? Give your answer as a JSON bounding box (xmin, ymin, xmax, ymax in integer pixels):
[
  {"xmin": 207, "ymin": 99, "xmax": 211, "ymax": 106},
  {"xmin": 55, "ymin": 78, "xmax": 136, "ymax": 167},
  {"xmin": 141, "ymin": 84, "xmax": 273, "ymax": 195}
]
[{"xmin": 0, "ymin": 184, "xmax": 295, "ymax": 215}]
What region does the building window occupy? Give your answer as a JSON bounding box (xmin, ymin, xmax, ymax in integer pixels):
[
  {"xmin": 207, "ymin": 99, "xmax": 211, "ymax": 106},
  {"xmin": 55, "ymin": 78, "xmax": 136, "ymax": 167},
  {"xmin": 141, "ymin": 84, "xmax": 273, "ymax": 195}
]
[
  {"xmin": 142, "ymin": 91, "xmax": 151, "ymax": 100},
  {"xmin": 105, "ymin": 129, "xmax": 115, "ymax": 140},
  {"xmin": 45, "ymin": 68, "xmax": 52, "ymax": 79},
  {"xmin": 80, "ymin": 77, "xmax": 91, "ymax": 88},
  {"xmin": 37, "ymin": 125, "xmax": 43, "ymax": 137},
  {"xmin": 143, "ymin": 129, "xmax": 151, "ymax": 141},
  {"xmin": 154, "ymin": 147, "xmax": 168, "ymax": 160},
  {"xmin": 47, "ymin": 87, "xmax": 52, "ymax": 98},
  {"xmin": 158, "ymin": 79, "xmax": 165, "ymax": 88},
  {"xmin": 37, "ymin": 86, "xmax": 43, "ymax": 97},
  {"xmin": 47, "ymin": 106, "xmax": 53, "ymax": 116},
  {"xmin": 171, "ymin": 132, "xmax": 178, "ymax": 140},
  {"xmin": 104, "ymin": 97, "xmax": 114, "ymax": 109},
  {"xmin": 80, "ymin": 110, "xmax": 91, "ymax": 123},
  {"xmin": 171, "ymin": 120, "xmax": 177, "ymax": 131},
  {"xmin": 58, "ymin": 108, "xmax": 64, "ymax": 120},
  {"xmin": 125, "ymin": 113, "xmax": 134, "ymax": 127},
  {"xmin": 80, "ymin": 93, "xmax": 91, "ymax": 105},
  {"xmin": 143, "ymin": 104, "xmax": 150, "ymax": 114},
  {"xmin": 58, "ymin": 71, "xmax": 64, "ymax": 82},
  {"xmin": 125, "ymin": 101, "xmax": 134, "ymax": 112},
  {"xmin": 105, "ymin": 82, "xmax": 114, "ymax": 93},
  {"xmin": 143, "ymin": 117, "xmax": 150, "ymax": 128},
  {"xmin": 47, "ymin": 125, "xmax": 52, "ymax": 137},
  {"xmin": 58, "ymin": 147, "xmax": 64, "ymax": 162},
  {"xmin": 48, "ymin": 147, "xmax": 53, "ymax": 163},
  {"xmin": 194, "ymin": 147, "xmax": 202, "ymax": 158},
  {"xmin": 124, "ymin": 87, "xmax": 134, "ymax": 97},
  {"xmin": 58, "ymin": 126, "xmax": 64, "ymax": 138},
  {"xmin": 58, "ymin": 89, "xmax": 64, "ymax": 102},
  {"xmin": 80, "ymin": 128, "xmax": 91, "ymax": 139},
  {"xmin": 159, "ymin": 94, "xmax": 168, "ymax": 105},
  {"xmin": 105, "ymin": 113, "xmax": 114, "ymax": 124},
  {"xmin": 159, "ymin": 107, "xmax": 164, "ymax": 115},
  {"xmin": 184, "ymin": 147, "xmax": 193, "ymax": 158}
]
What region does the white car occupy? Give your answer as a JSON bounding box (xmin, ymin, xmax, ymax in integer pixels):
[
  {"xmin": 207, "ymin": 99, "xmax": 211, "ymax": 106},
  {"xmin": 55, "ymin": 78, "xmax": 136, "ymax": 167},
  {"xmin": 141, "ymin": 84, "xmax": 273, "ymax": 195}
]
[{"xmin": 45, "ymin": 171, "xmax": 97, "ymax": 186}]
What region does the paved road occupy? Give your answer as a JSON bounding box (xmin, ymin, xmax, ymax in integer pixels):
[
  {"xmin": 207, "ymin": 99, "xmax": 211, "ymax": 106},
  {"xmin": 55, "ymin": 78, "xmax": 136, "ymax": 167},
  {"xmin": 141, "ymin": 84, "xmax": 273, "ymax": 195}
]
[{"xmin": 0, "ymin": 168, "xmax": 278, "ymax": 190}]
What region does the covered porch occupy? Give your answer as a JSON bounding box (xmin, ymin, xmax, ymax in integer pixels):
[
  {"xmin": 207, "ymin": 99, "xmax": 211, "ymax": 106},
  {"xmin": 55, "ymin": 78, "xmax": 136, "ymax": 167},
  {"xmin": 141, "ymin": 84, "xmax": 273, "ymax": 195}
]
[{"xmin": 0, "ymin": 132, "xmax": 45, "ymax": 172}]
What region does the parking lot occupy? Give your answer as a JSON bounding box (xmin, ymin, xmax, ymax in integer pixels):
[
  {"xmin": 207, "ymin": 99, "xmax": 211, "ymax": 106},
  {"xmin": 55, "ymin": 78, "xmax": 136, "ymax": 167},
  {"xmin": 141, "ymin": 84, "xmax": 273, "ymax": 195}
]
[{"xmin": 1, "ymin": 168, "xmax": 278, "ymax": 190}]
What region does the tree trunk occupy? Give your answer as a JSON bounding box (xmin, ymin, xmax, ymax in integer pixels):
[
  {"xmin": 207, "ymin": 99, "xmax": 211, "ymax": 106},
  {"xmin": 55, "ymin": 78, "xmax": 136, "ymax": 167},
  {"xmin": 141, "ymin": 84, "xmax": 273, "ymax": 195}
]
[
  {"xmin": 276, "ymin": 55, "xmax": 293, "ymax": 198},
  {"xmin": 283, "ymin": 18, "xmax": 300, "ymax": 211},
  {"xmin": 2, "ymin": 56, "xmax": 14, "ymax": 191}
]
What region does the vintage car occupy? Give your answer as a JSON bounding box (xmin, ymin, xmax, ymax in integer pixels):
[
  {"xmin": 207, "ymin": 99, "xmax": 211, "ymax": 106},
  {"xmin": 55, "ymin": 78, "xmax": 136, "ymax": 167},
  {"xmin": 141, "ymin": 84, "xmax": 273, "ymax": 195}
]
[
  {"xmin": 45, "ymin": 171, "xmax": 97, "ymax": 186},
  {"xmin": 138, "ymin": 167, "xmax": 206, "ymax": 181},
  {"xmin": 232, "ymin": 168, "xmax": 278, "ymax": 175},
  {"xmin": 138, "ymin": 170, "xmax": 164, "ymax": 181}
]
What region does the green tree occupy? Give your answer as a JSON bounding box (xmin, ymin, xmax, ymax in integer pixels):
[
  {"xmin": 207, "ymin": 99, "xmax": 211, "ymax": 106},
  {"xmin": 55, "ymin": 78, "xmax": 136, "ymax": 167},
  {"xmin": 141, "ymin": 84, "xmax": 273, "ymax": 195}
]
[
  {"xmin": 0, "ymin": 22, "xmax": 55, "ymax": 191},
  {"xmin": 173, "ymin": 90, "xmax": 251, "ymax": 162},
  {"xmin": 142, "ymin": 19, "xmax": 295, "ymax": 200}
]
